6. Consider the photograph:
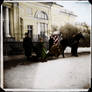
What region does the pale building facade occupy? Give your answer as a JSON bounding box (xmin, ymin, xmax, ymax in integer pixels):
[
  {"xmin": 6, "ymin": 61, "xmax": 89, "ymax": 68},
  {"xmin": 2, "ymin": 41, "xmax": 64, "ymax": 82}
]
[
  {"xmin": 51, "ymin": 3, "xmax": 77, "ymax": 30},
  {"xmin": 2, "ymin": 2, "xmax": 19, "ymax": 40},
  {"xmin": 18, "ymin": 2, "xmax": 52, "ymax": 41},
  {"xmin": 2, "ymin": 2, "xmax": 77, "ymax": 41}
]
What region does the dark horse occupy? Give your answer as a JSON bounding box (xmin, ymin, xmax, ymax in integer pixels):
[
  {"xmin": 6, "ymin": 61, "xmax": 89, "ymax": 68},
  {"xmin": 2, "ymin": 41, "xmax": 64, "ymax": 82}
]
[{"xmin": 60, "ymin": 32, "xmax": 84, "ymax": 58}]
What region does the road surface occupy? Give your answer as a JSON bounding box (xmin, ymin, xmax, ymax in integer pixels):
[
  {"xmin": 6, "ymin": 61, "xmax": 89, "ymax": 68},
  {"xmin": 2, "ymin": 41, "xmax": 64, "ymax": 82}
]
[{"xmin": 4, "ymin": 48, "xmax": 91, "ymax": 89}]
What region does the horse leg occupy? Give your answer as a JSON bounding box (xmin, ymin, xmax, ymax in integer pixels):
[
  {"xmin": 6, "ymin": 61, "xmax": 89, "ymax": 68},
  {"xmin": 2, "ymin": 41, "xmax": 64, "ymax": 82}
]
[
  {"xmin": 62, "ymin": 50, "xmax": 64, "ymax": 58},
  {"xmin": 72, "ymin": 45, "xmax": 78, "ymax": 56},
  {"xmin": 62, "ymin": 46, "xmax": 66, "ymax": 58},
  {"xmin": 74, "ymin": 45, "xmax": 78, "ymax": 56},
  {"xmin": 71, "ymin": 46, "xmax": 75, "ymax": 56}
]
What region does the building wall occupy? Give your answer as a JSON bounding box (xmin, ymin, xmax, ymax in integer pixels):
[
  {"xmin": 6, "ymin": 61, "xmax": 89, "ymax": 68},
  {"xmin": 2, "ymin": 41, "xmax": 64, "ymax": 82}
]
[
  {"xmin": 18, "ymin": 2, "xmax": 52, "ymax": 41},
  {"xmin": 2, "ymin": 2, "xmax": 19, "ymax": 41},
  {"xmin": 51, "ymin": 4, "xmax": 76, "ymax": 30},
  {"xmin": 2, "ymin": 2, "xmax": 77, "ymax": 41},
  {"xmin": 13, "ymin": 3, "xmax": 19, "ymax": 41}
]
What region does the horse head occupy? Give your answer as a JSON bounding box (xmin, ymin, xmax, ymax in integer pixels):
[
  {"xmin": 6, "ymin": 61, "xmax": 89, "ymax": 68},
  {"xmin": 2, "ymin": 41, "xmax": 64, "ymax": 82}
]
[{"xmin": 75, "ymin": 32, "xmax": 85, "ymax": 40}]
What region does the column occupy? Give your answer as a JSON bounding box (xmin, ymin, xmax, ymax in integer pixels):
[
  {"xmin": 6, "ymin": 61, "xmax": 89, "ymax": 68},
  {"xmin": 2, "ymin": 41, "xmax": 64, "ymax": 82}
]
[{"xmin": 5, "ymin": 7, "xmax": 10, "ymax": 37}]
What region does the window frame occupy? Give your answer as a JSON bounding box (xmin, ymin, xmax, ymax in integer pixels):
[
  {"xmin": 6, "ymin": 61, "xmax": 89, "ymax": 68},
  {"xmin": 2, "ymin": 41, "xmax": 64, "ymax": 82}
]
[{"xmin": 35, "ymin": 11, "xmax": 48, "ymax": 20}]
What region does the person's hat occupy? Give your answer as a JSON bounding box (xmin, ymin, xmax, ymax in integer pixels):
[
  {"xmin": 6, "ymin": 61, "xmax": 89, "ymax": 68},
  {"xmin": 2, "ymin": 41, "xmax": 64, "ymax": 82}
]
[{"xmin": 25, "ymin": 32, "xmax": 28, "ymax": 35}]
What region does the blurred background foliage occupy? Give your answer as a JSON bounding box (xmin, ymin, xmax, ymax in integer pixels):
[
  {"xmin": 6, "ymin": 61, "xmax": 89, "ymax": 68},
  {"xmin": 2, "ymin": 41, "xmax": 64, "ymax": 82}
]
[{"xmin": 59, "ymin": 23, "xmax": 90, "ymax": 47}]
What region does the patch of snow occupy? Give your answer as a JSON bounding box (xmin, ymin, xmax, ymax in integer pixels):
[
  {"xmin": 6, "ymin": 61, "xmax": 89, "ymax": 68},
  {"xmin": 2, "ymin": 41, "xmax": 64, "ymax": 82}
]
[{"xmin": 64, "ymin": 47, "xmax": 91, "ymax": 53}]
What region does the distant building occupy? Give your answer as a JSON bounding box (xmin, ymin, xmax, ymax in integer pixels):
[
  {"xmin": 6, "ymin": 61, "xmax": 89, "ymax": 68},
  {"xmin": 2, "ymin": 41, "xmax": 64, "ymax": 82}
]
[{"xmin": 2, "ymin": 2, "xmax": 77, "ymax": 42}]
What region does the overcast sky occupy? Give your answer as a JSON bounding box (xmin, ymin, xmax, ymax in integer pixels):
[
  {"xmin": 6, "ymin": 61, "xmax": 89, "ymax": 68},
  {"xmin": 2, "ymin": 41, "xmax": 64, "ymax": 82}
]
[{"xmin": 57, "ymin": 1, "xmax": 91, "ymax": 26}]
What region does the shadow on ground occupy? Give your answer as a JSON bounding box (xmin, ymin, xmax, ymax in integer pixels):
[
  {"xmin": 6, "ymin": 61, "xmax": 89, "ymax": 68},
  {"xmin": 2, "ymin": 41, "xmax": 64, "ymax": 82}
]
[{"xmin": 4, "ymin": 52, "xmax": 90, "ymax": 70}]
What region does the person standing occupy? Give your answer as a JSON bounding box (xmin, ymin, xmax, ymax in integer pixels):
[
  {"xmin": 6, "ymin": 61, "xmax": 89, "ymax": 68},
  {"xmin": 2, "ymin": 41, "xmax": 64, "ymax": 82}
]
[
  {"xmin": 49, "ymin": 35, "xmax": 54, "ymax": 50},
  {"xmin": 23, "ymin": 33, "xmax": 33, "ymax": 60},
  {"xmin": 36, "ymin": 38, "xmax": 47, "ymax": 62}
]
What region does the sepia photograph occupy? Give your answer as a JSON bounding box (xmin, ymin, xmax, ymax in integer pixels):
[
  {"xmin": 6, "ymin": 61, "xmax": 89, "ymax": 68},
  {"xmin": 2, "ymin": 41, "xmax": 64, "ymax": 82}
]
[{"xmin": 0, "ymin": 0, "xmax": 91, "ymax": 91}]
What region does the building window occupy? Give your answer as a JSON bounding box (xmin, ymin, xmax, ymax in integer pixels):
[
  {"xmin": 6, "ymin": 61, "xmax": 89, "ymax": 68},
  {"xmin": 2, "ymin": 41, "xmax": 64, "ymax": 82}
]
[
  {"xmin": 26, "ymin": 8, "xmax": 32, "ymax": 16},
  {"xmin": 35, "ymin": 11, "xmax": 48, "ymax": 41},
  {"xmin": 40, "ymin": 23, "xmax": 48, "ymax": 35},
  {"xmin": 35, "ymin": 11, "xmax": 48, "ymax": 20},
  {"xmin": 27, "ymin": 25, "xmax": 33, "ymax": 39},
  {"xmin": 38, "ymin": 23, "xmax": 48, "ymax": 41}
]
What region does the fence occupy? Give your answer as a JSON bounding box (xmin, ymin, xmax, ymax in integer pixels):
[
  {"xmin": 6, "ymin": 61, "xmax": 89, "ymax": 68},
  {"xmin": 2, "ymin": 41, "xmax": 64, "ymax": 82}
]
[{"xmin": 3, "ymin": 41, "xmax": 49, "ymax": 56}]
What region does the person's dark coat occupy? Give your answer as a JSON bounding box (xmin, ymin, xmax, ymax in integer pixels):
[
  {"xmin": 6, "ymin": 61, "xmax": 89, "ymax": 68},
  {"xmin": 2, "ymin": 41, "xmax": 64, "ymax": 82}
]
[
  {"xmin": 36, "ymin": 42, "xmax": 43, "ymax": 57},
  {"xmin": 49, "ymin": 37, "xmax": 54, "ymax": 50},
  {"xmin": 34, "ymin": 41, "xmax": 47, "ymax": 59},
  {"xmin": 23, "ymin": 37, "xmax": 32, "ymax": 57},
  {"xmin": 37, "ymin": 42, "xmax": 46, "ymax": 58}
]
